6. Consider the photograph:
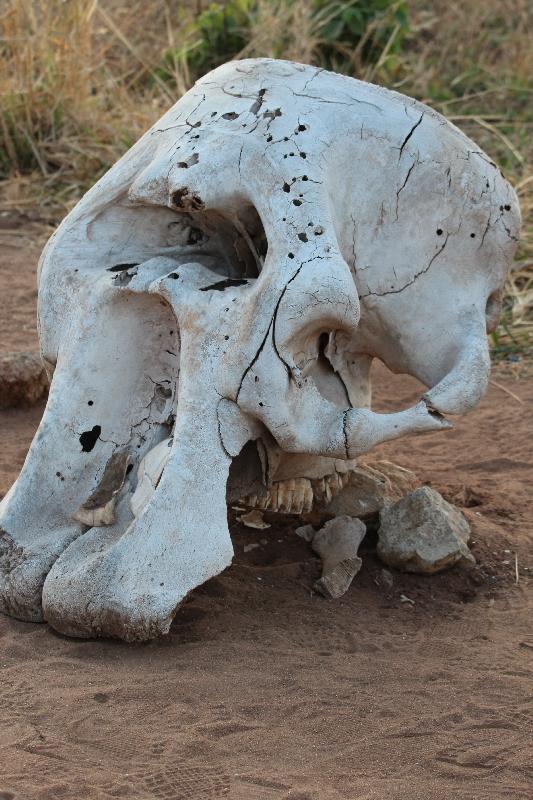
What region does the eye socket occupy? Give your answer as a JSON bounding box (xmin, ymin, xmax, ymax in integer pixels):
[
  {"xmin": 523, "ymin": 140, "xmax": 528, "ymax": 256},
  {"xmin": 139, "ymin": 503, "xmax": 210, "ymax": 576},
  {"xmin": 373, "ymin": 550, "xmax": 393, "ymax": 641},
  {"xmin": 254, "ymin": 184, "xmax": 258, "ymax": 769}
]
[{"xmin": 485, "ymin": 289, "xmax": 503, "ymax": 333}]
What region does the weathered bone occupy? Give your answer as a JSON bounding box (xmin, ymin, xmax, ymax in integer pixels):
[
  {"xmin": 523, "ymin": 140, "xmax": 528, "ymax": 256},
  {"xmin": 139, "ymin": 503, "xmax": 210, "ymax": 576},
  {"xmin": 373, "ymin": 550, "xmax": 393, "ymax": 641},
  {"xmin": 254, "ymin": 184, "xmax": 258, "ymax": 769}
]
[
  {"xmin": 0, "ymin": 58, "xmax": 520, "ymax": 640},
  {"xmin": 73, "ymin": 450, "xmax": 130, "ymax": 527},
  {"xmin": 297, "ymin": 516, "xmax": 367, "ymax": 598}
]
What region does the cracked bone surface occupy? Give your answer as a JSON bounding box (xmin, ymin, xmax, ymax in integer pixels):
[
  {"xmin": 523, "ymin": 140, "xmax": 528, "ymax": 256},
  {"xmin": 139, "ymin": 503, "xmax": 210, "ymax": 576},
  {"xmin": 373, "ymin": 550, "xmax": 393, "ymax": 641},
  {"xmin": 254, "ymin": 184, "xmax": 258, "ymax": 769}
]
[{"xmin": 0, "ymin": 58, "xmax": 520, "ymax": 640}]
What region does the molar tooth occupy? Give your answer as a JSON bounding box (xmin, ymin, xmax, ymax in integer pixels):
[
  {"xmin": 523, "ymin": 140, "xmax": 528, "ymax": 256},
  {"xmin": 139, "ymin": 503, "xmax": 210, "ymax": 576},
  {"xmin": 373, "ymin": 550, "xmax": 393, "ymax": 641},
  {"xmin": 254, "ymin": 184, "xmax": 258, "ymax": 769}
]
[
  {"xmin": 73, "ymin": 497, "xmax": 117, "ymax": 527},
  {"xmin": 73, "ymin": 450, "xmax": 130, "ymax": 528},
  {"xmin": 241, "ymin": 477, "xmax": 314, "ymax": 514},
  {"xmin": 303, "ymin": 483, "xmax": 314, "ymax": 513}
]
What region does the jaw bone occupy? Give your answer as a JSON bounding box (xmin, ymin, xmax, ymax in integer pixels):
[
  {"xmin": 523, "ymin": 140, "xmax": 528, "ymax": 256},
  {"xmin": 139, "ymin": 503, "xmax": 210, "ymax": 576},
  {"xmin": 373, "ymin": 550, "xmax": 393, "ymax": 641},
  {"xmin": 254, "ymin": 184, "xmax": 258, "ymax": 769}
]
[{"xmin": 0, "ymin": 287, "xmax": 178, "ymax": 623}]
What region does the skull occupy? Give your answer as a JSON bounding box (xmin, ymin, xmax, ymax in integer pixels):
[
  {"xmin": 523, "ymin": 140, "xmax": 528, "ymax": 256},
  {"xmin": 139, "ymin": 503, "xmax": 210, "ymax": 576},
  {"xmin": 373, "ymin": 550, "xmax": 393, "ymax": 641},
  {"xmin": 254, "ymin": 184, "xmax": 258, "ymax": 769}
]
[{"xmin": 0, "ymin": 59, "xmax": 520, "ymax": 640}]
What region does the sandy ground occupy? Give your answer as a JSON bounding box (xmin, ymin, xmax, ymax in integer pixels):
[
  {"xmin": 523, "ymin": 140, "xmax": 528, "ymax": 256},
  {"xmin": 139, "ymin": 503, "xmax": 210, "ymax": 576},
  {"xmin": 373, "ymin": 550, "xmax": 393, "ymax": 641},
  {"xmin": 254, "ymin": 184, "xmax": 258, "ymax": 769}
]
[{"xmin": 0, "ymin": 219, "xmax": 531, "ymax": 800}]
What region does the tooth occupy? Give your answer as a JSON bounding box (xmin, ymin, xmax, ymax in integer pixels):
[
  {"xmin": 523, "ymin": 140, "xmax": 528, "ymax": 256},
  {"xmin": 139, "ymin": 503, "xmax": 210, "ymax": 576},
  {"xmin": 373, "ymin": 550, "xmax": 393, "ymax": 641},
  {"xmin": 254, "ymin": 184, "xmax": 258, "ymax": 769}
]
[
  {"xmin": 130, "ymin": 438, "xmax": 172, "ymax": 518},
  {"xmin": 73, "ymin": 497, "xmax": 117, "ymax": 527},
  {"xmin": 73, "ymin": 451, "xmax": 130, "ymax": 527},
  {"xmin": 241, "ymin": 477, "xmax": 314, "ymax": 514}
]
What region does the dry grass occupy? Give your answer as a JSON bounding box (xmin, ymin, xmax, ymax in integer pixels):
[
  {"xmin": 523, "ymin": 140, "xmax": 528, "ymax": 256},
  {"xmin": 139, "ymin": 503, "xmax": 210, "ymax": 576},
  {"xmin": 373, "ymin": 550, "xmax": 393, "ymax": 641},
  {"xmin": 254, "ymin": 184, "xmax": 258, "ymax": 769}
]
[{"xmin": 0, "ymin": 0, "xmax": 532, "ymax": 357}]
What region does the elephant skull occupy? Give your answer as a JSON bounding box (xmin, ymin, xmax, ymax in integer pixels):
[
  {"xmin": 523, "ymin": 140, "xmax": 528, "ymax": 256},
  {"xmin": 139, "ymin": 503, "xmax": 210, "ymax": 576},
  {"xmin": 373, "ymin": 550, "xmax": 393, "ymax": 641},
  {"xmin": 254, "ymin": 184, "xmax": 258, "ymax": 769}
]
[{"xmin": 0, "ymin": 59, "xmax": 520, "ymax": 640}]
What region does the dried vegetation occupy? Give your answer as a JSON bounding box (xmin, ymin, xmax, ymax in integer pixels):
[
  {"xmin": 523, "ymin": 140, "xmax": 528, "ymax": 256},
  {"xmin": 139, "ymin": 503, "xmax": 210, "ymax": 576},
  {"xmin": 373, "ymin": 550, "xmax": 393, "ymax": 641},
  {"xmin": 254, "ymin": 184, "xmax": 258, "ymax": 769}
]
[{"xmin": 0, "ymin": 0, "xmax": 531, "ymax": 358}]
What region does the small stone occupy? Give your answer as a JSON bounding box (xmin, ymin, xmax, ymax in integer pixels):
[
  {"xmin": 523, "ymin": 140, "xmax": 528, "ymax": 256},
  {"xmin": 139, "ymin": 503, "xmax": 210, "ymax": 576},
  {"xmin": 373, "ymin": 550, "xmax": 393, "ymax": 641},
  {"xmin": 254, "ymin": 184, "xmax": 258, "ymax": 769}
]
[
  {"xmin": 295, "ymin": 524, "xmax": 315, "ymax": 543},
  {"xmin": 243, "ymin": 542, "xmax": 260, "ymax": 553},
  {"xmin": 302, "ymin": 515, "xmax": 366, "ymax": 599},
  {"xmin": 377, "ymin": 486, "xmax": 475, "ymax": 574},
  {"xmin": 400, "ymin": 594, "xmax": 415, "ymax": 605},
  {"xmin": 237, "ymin": 509, "xmax": 271, "ymax": 529},
  {"xmin": 0, "ymin": 351, "xmax": 48, "ymax": 409}
]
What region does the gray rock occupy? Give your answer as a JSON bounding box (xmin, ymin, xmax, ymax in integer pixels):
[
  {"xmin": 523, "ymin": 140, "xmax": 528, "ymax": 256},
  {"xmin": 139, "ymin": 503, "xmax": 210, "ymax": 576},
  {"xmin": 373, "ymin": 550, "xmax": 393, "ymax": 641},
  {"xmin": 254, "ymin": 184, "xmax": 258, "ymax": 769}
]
[{"xmin": 377, "ymin": 486, "xmax": 475, "ymax": 574}]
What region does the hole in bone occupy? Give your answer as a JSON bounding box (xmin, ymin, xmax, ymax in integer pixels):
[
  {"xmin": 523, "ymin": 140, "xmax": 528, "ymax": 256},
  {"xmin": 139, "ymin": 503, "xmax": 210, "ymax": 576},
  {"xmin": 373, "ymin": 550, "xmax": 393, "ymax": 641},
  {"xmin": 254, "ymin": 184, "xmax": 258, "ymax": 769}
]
[
  {"xmin": 222, "ymin": 111, "xmax": 239, "ymax": 120},
  {"xmin": 112, "ymin": 266, "xmax": 138, "ymax": 286},
  {"xmin": 298, "ymin": 333, "xmax": 350, "ymax": 407},
  {"xmin": 79, "ymin": 425, "xmax": 102, "ymax": 453},
  {"xmin": 200, "ymin": 278, "xmax": 249, "ymax": 292},
  {"xmin": 107, "ymin": 262, "xmax": 140, "ymax": 272},
  {"xmin": 171, "ymin": 187, "xmax": 204, "ymax": 211},
  {"xmin": 234, "ymin": 205, "xmax": 268, "ymax": 276},
  {"xmin": 191, "ymin": 206, "xmax": 267, "ymax": 280},
  {"xmin": 227, "ymin": 441, "xmax": 266, "ymax": 505},
  {"xmin": 167, "ymin": 217, "xmax": 208, "ymax": 247},
  {"xmin": 485, "ymin": 289, "xmax": 503, "ymax": 333},
  {"xmin": 176, "ymin": 153, "xmax": 199, "ymax": 169}
]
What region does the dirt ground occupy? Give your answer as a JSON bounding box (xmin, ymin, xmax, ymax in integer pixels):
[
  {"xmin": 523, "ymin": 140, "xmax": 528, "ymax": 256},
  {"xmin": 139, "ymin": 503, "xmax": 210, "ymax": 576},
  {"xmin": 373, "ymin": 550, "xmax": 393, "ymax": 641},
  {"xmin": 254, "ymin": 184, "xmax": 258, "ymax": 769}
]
[{"xmin": 0, "ymin": 218, "xmax": 531, "ymax": 800}]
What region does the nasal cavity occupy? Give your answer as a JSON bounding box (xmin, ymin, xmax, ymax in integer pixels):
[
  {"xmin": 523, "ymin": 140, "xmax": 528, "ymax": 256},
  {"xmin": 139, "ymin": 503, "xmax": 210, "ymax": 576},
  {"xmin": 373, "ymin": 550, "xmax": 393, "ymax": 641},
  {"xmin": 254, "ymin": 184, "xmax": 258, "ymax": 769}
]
[
  {"xmin": 79, "ymin": 425, "xmax": 102, "ymax": 452},
  {"xmin": 213, "ymin": 204, "xmax": 267, "ymax": 280}
]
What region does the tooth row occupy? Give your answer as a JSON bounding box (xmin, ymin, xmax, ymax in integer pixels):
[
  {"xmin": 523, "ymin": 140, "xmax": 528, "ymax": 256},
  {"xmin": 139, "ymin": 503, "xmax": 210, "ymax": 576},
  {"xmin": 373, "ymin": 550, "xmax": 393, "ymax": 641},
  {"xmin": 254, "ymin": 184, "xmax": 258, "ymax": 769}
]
[
  {"xmin": 241, "ymin": 470, "xmax": 352, "ymax": 514},
  {"xmin": 310, "ymin": 470, "xmax": 351, "ymax": 505},
  {"xmin": 242, "ymin": 477, "xmax": 314, "ymax": 514}
]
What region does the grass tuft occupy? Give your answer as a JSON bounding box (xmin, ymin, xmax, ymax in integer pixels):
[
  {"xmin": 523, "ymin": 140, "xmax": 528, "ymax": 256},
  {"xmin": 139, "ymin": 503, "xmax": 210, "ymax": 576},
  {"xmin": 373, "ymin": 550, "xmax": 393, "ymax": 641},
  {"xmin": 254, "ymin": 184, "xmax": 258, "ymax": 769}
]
[{"xmin": 0, "ymin": 0, "xmax": 531, "ymax": 358}]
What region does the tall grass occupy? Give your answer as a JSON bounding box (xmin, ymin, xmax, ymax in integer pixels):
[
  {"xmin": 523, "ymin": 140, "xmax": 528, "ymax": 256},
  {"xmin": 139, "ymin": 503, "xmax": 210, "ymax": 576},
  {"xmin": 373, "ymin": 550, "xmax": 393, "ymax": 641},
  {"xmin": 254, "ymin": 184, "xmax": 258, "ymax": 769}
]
[{"xmin": 1, "ymin": 0, "xmax": 531, "ymax": 355}]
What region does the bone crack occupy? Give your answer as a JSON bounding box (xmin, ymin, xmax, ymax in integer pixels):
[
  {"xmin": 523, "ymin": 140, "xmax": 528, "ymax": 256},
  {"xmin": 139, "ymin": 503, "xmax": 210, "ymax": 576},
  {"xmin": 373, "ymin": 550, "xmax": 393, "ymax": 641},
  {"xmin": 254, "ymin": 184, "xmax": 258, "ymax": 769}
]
[{"xmin": 398, "ymin": 113, "xmax": 424, "ymax": 159}]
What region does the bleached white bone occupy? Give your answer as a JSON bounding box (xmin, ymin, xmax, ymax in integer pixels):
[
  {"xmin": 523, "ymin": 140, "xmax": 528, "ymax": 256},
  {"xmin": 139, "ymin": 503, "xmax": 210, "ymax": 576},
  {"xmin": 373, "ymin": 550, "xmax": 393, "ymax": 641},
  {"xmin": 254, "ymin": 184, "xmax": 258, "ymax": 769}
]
[{"xmin": 0, "ymin": 58, "xmax": 519, "ymax": 640}]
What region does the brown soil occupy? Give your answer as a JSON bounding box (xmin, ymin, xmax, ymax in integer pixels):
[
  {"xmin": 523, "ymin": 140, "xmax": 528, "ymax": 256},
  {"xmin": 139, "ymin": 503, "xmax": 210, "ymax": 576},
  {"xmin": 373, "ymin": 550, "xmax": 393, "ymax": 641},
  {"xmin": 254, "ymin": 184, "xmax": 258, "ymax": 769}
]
[{"xmin": 0, "ymin": 220, "xmax": 531, "ymax": 800}]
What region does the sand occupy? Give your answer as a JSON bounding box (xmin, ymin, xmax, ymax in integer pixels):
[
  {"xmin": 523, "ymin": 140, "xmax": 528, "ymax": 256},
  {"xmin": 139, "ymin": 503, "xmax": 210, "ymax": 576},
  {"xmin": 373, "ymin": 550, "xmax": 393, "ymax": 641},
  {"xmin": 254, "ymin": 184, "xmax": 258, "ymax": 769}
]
[{"xmin": 0, "ymin": 218, "xmax": 531, "ymax": 799}]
